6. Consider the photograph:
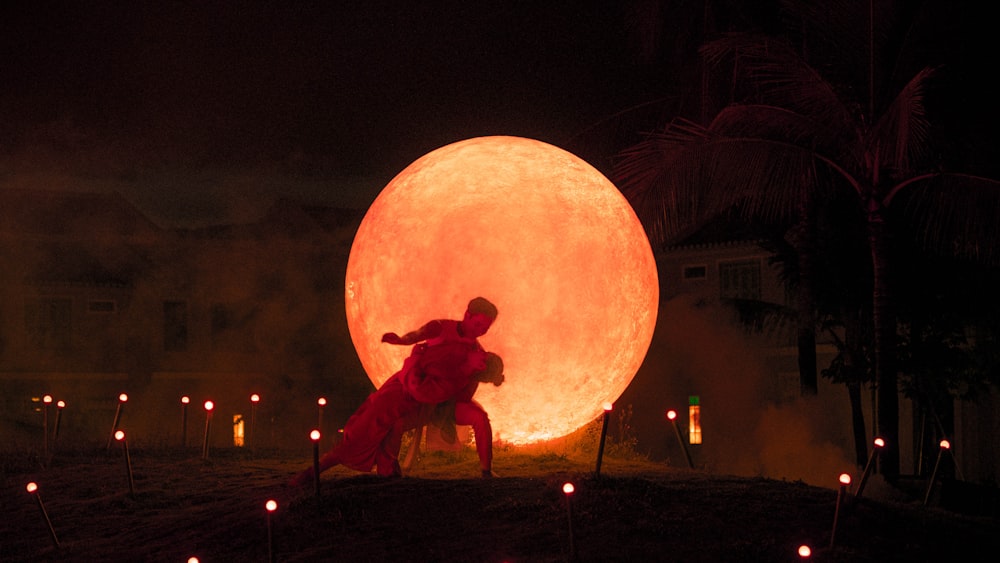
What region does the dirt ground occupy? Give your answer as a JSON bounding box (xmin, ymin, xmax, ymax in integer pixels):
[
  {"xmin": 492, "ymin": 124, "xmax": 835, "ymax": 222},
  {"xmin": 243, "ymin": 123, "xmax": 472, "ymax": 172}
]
[{"xmin": 2, "ymin": 445, "xmax": 999, "ymax": 562}]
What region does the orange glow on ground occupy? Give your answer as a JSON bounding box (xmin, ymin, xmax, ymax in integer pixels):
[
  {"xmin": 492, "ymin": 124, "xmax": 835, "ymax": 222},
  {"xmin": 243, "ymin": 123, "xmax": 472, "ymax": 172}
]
[{"xmin": 345, "ymin": 136, "xmax": 658, "ymax": 444}]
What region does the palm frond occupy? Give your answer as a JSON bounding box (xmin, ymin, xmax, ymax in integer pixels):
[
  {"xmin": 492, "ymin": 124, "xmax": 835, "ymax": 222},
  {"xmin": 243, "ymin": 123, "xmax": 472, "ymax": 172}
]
[
  {"xmin": 890, "ymin": 173, "xmax": 1000, "ymax": 265},
  {"xmin": 727, "ymin": 298, "xmax": 798, "ymax": 342},
  {"xmin": 701, "ymin": 34, "xmax": 861, "ymax": 137},
  {"xmin": 614, "ymin": 115, "xmax": 820, "ymax": 247},
  {"xmin": 710, "ymin": 103, "xmax": 848, "ymax": 157},
  {"xmin": 870, "ymin": 66, "xmax": 937, "ymax": 174}
]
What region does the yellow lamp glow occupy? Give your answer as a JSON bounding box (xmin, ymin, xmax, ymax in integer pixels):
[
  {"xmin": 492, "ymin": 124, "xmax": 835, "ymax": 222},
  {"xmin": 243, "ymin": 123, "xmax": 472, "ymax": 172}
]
[{"xmin": 345, "ymin": 136, "xmax": 658, "ymax": 444}]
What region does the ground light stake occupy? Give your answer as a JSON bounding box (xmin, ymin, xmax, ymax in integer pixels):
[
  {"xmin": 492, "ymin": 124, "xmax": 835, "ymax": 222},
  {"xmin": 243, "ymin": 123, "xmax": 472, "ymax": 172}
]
[
  {"xmin": 106, "ymin": 393, "xmax": 128, "ymax": 451},
  {"xmin": 666, "ymin": 409, "xmax": 694, "ymax": 468},
  {"xmin": 317, "ymin": 397, "xmax": 327, "ymax": 445},
  {"xmin": 855, "ymin": 437, "xmax": 885, "ymax": 499},
  {"xmin": 53, "ymin": 400, "xmax": 65, "ymax": 441},
  {"xmin": 923, "ymin": 439, "xmax": 951, "ymax": 506},
  {"xmin": 594, "ymin": 402, "xmax": 613, "ymax": 477},
  {"xmin": 42, "ymin": 395, "xmax": 53, "ymax": 458},
  {"xmin": 250, "ymin": 394, "xmax": 260, "ymax": 451},
  {"xmin": 310, "ymin": 429, "xmax": 322, "ymax": 500},
  {"xmin": 115, "ymin": 430, "xmax": 135, "ymax": 495},
  {"xmin": 265, "ymin": 499, "xmax": 278, "ymax": 563},
  {"xmin": 26, "ymin": 482, "xmax": 59, "ymax": 549},
  {"xmin": 180, "ymin": 396, "xmax": 191, "ymax": 448},
  {"xmin": 562, "ymin": 482, "xmax": 576, "ymax": 560},
  {"xmin": 202, "ymin": 400, "xmax": 214, "ymax": 459},
  {"xmin": 830, "ymin": 472, "xmax": 851, "ymax": 549}
]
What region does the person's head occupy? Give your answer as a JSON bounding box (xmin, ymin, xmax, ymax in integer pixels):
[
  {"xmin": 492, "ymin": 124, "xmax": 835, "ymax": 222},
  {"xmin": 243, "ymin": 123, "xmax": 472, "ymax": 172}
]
[
  {"xmin": 462, "ymin": 297, "xmax": 497, "ymax": 338},
  {"xmin": 474, "ymin": 352, "xmax": 504, "ymax": 386},
  {"xmin": 462, "ymin": 347, "xmax": 489, "ymax": 375}
]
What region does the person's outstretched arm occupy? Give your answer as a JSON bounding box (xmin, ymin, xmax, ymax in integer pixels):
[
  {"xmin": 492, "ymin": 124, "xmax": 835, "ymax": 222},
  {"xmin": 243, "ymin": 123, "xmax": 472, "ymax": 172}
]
[{"xmin": 381, "ymin": 319, "xmax": 445, "ymax": 345}]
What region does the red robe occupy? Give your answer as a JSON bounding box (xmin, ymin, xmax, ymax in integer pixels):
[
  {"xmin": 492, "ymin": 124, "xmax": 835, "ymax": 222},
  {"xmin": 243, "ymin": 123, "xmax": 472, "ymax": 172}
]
[{"xmin": 309, "ymin": 339, "xmax": 478, "ymax": 477}]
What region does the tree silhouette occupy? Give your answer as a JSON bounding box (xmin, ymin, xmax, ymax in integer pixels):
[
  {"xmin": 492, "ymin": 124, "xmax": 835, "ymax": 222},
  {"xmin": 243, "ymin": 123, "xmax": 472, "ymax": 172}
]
[{"xmin": 613, "ymin": 1, "xmax": 1000, "ymax": 481}]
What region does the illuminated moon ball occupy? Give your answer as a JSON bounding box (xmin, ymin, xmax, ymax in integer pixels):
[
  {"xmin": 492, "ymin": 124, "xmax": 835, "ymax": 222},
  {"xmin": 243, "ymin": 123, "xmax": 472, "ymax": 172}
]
[{"xmin": 345, "ymin": 136, "xmax": 658, "ymax": 445}]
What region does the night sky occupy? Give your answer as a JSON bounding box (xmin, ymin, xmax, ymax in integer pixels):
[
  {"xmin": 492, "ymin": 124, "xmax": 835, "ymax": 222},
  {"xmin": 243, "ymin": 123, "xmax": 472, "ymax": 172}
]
[
  {"xmin": 2, "ymin": 2, "xmax": 996, "ymax": 226},
  {"xmin": 1, "ymin": 2, "xmax": 665, "ymax": 226}
]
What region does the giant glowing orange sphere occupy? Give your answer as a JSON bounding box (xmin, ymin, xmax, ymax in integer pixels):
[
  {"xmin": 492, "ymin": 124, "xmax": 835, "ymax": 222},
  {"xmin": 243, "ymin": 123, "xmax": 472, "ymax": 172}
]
[{"xmin": 345, "ymin": 136, "xmax": 658, "ymax": 444}]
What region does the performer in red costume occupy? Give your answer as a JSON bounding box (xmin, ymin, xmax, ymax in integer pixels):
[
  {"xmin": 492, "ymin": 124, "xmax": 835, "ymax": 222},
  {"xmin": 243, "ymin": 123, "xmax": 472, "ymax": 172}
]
[
  {"xmin": 290, "ymin": 297, "xmax": 502, "ymax": 486},
  {"xmin": 383, "ymin": 297, "xmax": 502, "ymax": 477},
  {"xmin": 404, "ymin": 360, "xmax": 504, "ymax": 477},
  {"xmin": 289, "ymin": 340, "xmax": 500, "ymax": 485}
]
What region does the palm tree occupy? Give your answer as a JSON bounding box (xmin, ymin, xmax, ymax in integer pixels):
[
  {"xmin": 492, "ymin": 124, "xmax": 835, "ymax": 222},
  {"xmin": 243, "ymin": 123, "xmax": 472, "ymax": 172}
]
[{"xmin": 613, "ymin": 4, "xmax": 1000, "ymax": 481}]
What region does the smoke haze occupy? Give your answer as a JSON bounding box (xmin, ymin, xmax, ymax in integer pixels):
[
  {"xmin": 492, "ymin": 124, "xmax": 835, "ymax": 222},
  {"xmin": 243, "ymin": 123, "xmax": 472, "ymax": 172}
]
[{"xmin": 618, "ymin": 293, "xmax": 855, "ymax": 488}]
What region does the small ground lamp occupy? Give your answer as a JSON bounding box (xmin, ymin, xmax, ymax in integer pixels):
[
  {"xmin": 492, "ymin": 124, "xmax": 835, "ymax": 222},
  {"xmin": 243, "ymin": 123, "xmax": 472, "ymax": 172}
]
[
  {"xmin": 26, "ymin": 482, "xmax": 60, "ymax": 549},
  {"xmin": 855, "ymin": 437, "xmax": 885, "ymax": 499},
  {"xmin": 797, "ymin": 544, "xmax": 812, "ymax": 559},
  {"xmin": 830, "ymin": 472, "xmax": 851, "ymax": 548},
  {"xmin": 265, "ymin": 499, "xmax": 278, "ymax": 563},
  {"xmin": 53, "ymin": 400, "xmax": 66, "ymax": 441},
  {"xmin": 42, "ymin": 395, "xmax": 53, "ymax": 456},
  {"xmin": 316, "ymin": 397, "xmax": 327, "ymax": 438},
  {"xmin": 180, "ymin": 396, "xmax": 191, "ymax": 448},
  {"xmin": 115, "ymin": 430, "xmax": 135, "ymax": 495},
  {"xmin": 310, "ymin": 429, "xmax": 322, "ymax": 499},
  {"xmin": 106, "ymin": 393, "xmax": 128, "ymax": 451},
  {"xmin": 249, "ymin": 393, "xmax": 260, "ymax": 450},
  {"xmin": 924, "ymin": 439, "xmax": 952, "ymax": 506},
  {"xmin": 562, "ymin": 482, "xmax": 576, "ymax": 560},
  {"xmin": 202, "ymin": 400, "xmax": 214, "ymax": 459},
  {"xmin": 665, "ymin": 409, "xmax": 694, "ymax": 469}
]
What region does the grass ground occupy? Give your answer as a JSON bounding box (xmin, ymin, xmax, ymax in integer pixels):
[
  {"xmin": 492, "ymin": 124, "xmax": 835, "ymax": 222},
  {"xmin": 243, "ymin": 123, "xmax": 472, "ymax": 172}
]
[{"xmin": 2, "ymin": 443, "xmax": 999, "ymax": 562}]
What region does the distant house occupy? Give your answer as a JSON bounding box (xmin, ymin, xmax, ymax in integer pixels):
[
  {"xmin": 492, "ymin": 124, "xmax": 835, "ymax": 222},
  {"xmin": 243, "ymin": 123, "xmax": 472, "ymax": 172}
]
[
  {"xmin": 0, "ymin": 189, "xmax": 369, "ymax": 451},
  {"xmin": 628, "ymin": 225, "xmax": 999, "ymax": 497}
]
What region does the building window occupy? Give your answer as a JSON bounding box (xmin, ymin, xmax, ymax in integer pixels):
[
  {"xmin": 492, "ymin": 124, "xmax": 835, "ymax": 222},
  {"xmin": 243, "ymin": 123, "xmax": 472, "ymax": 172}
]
[
  {"xmin": 719, "ymin": 260, "xmax": 761, "ymax": 300},
  {"xmin": 164, "ymin": 301, "xmax": 188, "ymax": 351},
  {"xmin": 88, "ymin": 300, "xmax": 117, "ymax": 313},
  {"xmin": 25, "ymin": 298, "xmax": 72, "ymax": 351},
  {"xmin": 682, "ymin": 265, "xmax": 707, "ymax": 280},
  {"xmin": 233, "ymin": 413, "xmax": 245, "ymax": 447},
  {"xmin": 688, "ymin": 395, "xmax": 702, "ymax": 444}
]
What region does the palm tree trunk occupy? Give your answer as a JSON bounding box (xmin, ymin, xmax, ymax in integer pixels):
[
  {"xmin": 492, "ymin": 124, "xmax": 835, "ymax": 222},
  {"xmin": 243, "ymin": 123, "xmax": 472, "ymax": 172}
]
[
  {"xmin": 848, "ymin": 381, "xmax": 868, "ymax": 467},
  {"xmin": 792, "ymin": 186, "xmax": 818, "ymax": 396},
  {"xmin": 843, "ymin": 307, "xmax": 869, "ymax": 467},
  {"xmin": 869, "ymin": 199, "xmax": 900, "ymax": 482}
]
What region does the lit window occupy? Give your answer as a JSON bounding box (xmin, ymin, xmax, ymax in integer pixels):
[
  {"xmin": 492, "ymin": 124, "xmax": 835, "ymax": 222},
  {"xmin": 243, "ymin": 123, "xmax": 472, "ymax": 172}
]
[
  {"xmin": 688, "ymin": 396, "xmax": 702, "ymax": 444},
  {"xmin": 233, "ymin": 414, "xmax": 245, "ymax": 447}
]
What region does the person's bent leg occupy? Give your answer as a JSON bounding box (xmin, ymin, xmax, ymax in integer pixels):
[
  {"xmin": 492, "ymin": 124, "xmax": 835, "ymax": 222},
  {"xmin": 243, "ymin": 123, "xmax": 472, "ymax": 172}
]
[
  {"xmin": 401, "ymin": 426, "xmax": 424, "ymax": 471},
  {"xmin": 455, "ymin": 401, "xmax": 493, "ymax": 476}
]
